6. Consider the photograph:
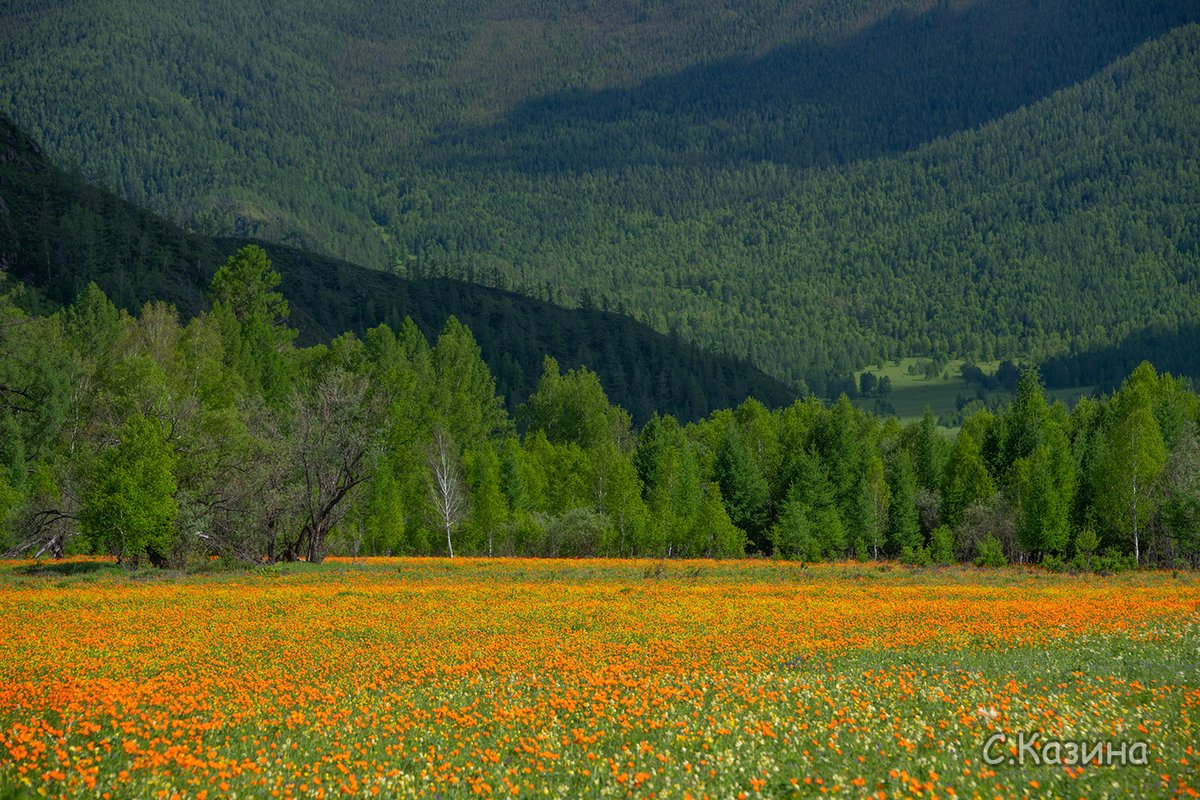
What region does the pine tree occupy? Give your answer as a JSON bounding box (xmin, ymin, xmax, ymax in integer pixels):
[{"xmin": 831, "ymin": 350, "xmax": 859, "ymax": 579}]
[
  {"xmin": 772, "ymin": 494, "xmax": 818, "ymax": 561},
  {"xmin": 888, "ymin": 451, "xmax": 921, "ymax": 554},
  {"xmin": 714, "ymin": 428, "xmax": 770, "ymax": 550},
  {"xmin": 1015, "ymin": 424, "xmax": 1075, "ymax": 559},
  {"xmin": 912, "ymin": 408, "xmax": 946, "ymax": 493},
  {"xmin": 941, "ymin": 429, "xmax": 995, "ymax": 530},
  {"xmin": 772, "ymin": 449, "xmax": 845, "ymax": 561},
  {"xmin": 1002, "ymin": 368, "xmax": 1050, "ymax": 473},
  {"xmin": 207, "ymin": 245, "xmax": 297, "ymax": 406}
]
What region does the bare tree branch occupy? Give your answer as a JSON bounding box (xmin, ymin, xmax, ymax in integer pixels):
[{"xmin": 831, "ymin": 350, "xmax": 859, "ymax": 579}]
[{"xmin": 428, "ymin": 427, "xmax": 467, "ymax": 558}]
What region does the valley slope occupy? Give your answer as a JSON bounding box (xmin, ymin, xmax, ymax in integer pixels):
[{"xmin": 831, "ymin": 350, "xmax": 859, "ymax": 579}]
[
  {"xmin": 1, "ymin": 1, "xmax": 1198, "ymax": 390},
  {"xmin": 0, "ymin": 115, "xmax": 794, "ymax": 421}
]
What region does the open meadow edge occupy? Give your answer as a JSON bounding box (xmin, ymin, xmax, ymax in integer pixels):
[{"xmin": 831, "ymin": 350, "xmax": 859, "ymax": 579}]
[{"xmin": 0, "ymin": 558, "xmax": 1197, "ymax": 799}]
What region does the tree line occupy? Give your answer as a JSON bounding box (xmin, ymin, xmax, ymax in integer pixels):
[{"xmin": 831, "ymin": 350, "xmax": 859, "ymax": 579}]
[{"xmin": 2, "ymin": 247, "xmax": 1197, "ymax": 569}]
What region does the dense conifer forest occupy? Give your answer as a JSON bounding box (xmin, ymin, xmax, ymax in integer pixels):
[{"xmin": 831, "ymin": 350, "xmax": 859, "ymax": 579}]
[
  {"xmin": 3, "ymin": 1, "xmax": 1198, "ymax": 391},
  {"xmin": 0, "ymin": 114, "xmax": 793, "ymax": 422}
]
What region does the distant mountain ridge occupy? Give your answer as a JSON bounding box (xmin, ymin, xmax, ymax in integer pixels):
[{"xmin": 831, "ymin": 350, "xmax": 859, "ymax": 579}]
[{"xmin": 0, "ymin": 114, "xmax": 795, "ymax": 422}]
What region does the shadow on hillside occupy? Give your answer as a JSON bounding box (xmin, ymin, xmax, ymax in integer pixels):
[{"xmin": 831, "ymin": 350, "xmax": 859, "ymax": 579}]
[
  {"xmin": 1040, "ymin": 324, "xmax": 1200, "ymax": 392},
  {"xmin": 236, "ymin": 238, "xmax": 799, "ymax": 421},
  {"xmin": 0, "ymin": 115, "xmax": 799, "ymax": 426},
  {"xmin": 426, "ymin": 0, "xmax": 1197, "ymax": 173}
]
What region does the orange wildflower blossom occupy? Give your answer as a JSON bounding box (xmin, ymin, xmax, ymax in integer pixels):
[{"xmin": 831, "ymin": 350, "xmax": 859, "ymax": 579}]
[{"xmin": 0, "ymin": 558, "xmax": 1196, "ymax": 798}]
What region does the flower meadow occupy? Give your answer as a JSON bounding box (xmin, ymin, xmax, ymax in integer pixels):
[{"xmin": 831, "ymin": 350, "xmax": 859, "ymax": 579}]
[{"xmin": 0, "ymin": 559, "xmax": 1197, "ymax": 799}]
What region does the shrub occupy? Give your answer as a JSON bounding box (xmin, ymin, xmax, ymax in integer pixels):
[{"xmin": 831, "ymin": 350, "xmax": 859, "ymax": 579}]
[
  {"xmin": 543, "ymin": 508, "xmax": 611, "ymax": 558},
  {"xmin": 956, "ymin": 498, "xmax": 1017, "ymax": 563},
  {"xmin": 930, "ymin": 525, "xmax": 955, "ymax": 564},
  {"xmin": 1093, "ymin": 548, "xmax": 1137, "ymax": 574},
  {"xmin": 974, "ymin": 534, "xmax": 1007, "ymax": 567},
  {"xmin": 1072, "ymin": 526, "xmax": 1099, "ymax": 560},
  {"xmin": 900, "ymin": 545, "xmax": 933, "ymax": 567}
]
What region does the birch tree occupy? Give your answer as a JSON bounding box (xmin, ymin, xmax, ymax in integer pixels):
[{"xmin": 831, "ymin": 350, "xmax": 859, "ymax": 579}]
[
  {"xmin": 856, "ymin": 454, "xmax": 890, "ymax": 559},
  {"xmin": 1094, "ymin": 364, "xmax": 1166, "ymax": 564},
  {"xmin": 428, "ymin": 427, "xmax": 468, "ymax": 558}
]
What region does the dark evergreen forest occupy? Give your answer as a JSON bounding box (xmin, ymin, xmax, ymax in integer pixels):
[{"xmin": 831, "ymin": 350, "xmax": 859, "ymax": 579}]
[
  {"xmin": 2, "ymin": 1, "xmax": 1197, "ymax": 391},
  {"xmin": 0, "ymin": 115, "xmax": 794, "ymax": 423}
]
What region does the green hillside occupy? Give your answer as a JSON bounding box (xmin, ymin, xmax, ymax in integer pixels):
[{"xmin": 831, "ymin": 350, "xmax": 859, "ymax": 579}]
[
  {"xmin": 0, "ymin": 114, "xmax": 795, "ymax": 422},
  {"xmin": 1, "ymin": 1, "xmax": 1199, "ymax": 391}
]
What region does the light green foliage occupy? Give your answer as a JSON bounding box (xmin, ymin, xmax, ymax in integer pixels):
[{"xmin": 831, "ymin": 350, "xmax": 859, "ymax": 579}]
[
  {"xmin": 0, "ymin": 414, "xmax": 26, "ymax": 500},
  {"xmin": 2, "ymin": 251, "xmax": 1199, "ymax": 566},
  {"xmin": 1014, "ymin": 423, "xmax": 1076, "ymax": 557},
  {"xmin": 772, "ymin": 496, "xmax": 819, "ymax": 562},
  {"xmin": 523, "ymin": 432, "xmax": 590, "ymax": 516},
  {"xmin": 974, "ymin": 534, "xmax": 1007, "ymax": 567},
  {"xmin": 772, "ymin": 397, "xmax": 824, "ymax": 520},
  {"xmin": 940, "ymin": 429, "xmax": 994, "ymax": 529},
  {"xmin": 589, "ymin": 442, "xmax": 649, "ymax": 558},
  {"xmin": 810, "ymin": 396, "xmax": 865, "ymax": 523},
  {"xmin": 930, "ymin": 525, "xmax": 955, "ymax": 564},
  {"xmin": 1003, "ymin": 369, "xmax": 1051, "ymax": 474},
  {"xmin": 363, "ymin": 320, "xmax": 439, "ymax": 551},
  {"xmin": 0, "ymin": 294, "xmax": 77, "ymax": 479},
  {"xmin": 1071, "ymin": 525, "xmax": 1100, "ymax": 571},
  {"xmin": 1092, "ymin": 363, "xmax": 1168, "ymax": 563},
  {"xmin": 0, "ymin": 471, "xmax": 20, "ymax": 549},
  {"xmin": 520, "ymin": 357, "xmax": 629, "ymax": 451},
  {"xmin": 498, "ymin": 437, "xmax": 529, "ymax": 513},
  {"xmin": 691, "ymin": 484, "xmax": 745, "ymax": 558},
  {"xmin": 635, "ymin": 415, "xmax": 703, "ymax": 557},
  {"xmin": 81, "ymin": 414, "xmax": 178, "ymax": 564},
  {"xmin": 854, "ymin": 454, "xmax": 891, "ymax": 560},
  {"xmin": 463, "ymin": 444, "xmax": 509, "ymax": 557},
  {"xmin": 732, "ymin": 398, "xmax": 781, "ymax": 489},
  {"xmin": 432, "ymin": 317, "xmax": 509, "ymax": 445},
  {"xmin": 900, "ymin": 544, "xmax": 933, "ymax": 567},
  {"xmin": 355, "ymin": 466, "xmax": 408, "ymax": 556},
  {"xmin": 772, "ymin": 450, "xmax": 845, "ymax": 562},
  {"xmin": 713, "ymin": 426, "xmax": 770, "ymax": 551}
]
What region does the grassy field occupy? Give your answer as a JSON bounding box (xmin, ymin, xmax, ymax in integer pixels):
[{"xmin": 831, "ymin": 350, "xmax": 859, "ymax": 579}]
[
  {"xmin": 851, "ymin": 358, "xmax": 1094, "ymax": 425},
  {"xmin": 0, "ymin": 557, "xmax": 1196, "ymax": 798}
]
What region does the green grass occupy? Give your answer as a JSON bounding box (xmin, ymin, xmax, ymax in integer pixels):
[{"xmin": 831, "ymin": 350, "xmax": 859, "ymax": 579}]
[
  {"xmin": 0, "ymin": 558, "xmax": 1196, "ymax": 798},
  {"xmin": 852, "ymin": 357, "xmax": 1095, "ymax": 425}
]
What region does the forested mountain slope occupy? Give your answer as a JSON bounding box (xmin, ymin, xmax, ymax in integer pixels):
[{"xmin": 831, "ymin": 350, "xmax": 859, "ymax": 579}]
[
  {"xmin": 0, "ymin": 115, "xmax": 794, "ymax": 421},
  {"xmin": 2, "ymin": 1, "xmax": 1198, "ymax": 390}
]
